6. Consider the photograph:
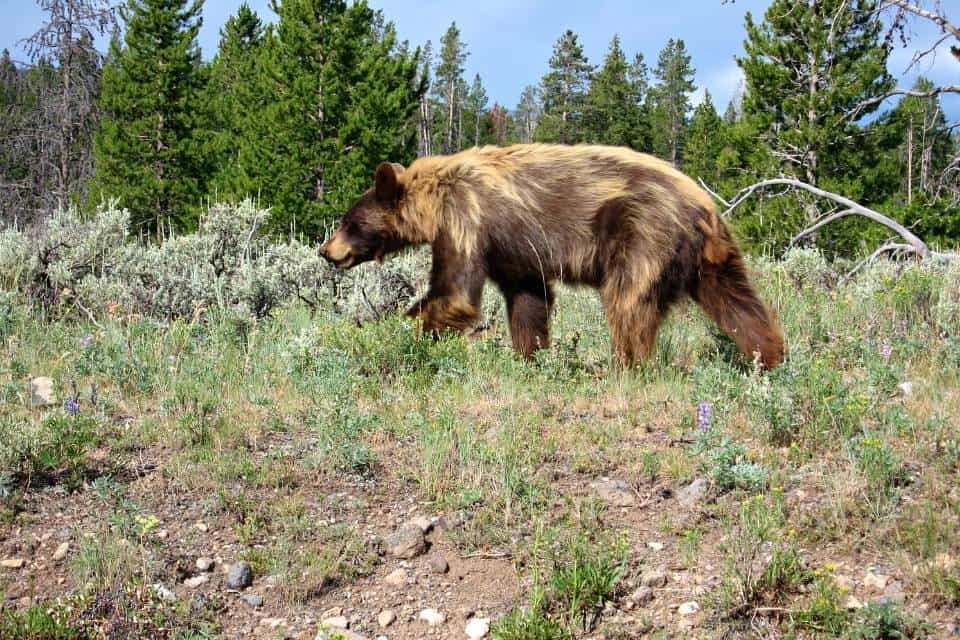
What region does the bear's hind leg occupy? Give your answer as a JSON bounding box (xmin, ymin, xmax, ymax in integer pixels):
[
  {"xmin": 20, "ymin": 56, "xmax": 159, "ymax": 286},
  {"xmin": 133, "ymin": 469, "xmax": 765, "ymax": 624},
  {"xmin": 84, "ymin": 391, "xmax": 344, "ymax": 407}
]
[{"xmin": 506, "ymin": 287, "xmax": 553, "ymax": 359}]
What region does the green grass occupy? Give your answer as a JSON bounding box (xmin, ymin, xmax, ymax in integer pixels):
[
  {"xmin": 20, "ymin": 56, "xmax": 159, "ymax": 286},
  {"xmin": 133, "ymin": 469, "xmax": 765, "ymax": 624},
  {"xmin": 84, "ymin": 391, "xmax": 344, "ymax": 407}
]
[{"xmin": 1, "ymin": 251, "xmax": 958, "ymax": 637}]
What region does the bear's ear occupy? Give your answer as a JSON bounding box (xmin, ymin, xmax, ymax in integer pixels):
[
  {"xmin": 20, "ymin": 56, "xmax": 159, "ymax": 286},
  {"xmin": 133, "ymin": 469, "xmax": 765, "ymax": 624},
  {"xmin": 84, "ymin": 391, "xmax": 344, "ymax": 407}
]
[{"xmin": 374, "ymin": 162, "xmax": 405, "ymax": 204}]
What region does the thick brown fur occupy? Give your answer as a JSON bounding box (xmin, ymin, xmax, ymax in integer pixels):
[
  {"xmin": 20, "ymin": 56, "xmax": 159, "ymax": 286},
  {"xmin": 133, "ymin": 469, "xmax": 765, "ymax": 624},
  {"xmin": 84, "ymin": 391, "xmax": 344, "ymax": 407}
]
[{"xmin": 321, "ymin": 144, "xmax": 785, "ymax": 369}]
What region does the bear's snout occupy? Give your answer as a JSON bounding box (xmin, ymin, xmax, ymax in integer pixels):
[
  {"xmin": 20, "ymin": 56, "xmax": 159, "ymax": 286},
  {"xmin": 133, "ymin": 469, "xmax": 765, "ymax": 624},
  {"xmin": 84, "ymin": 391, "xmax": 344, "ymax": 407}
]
[{"xmin": 320, "ymin": 233, "xmax": 354, "ymax": 269}]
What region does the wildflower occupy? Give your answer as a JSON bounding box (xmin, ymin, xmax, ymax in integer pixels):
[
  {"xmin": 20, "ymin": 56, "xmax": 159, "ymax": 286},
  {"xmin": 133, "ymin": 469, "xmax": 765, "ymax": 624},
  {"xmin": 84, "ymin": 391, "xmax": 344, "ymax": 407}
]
[
  {"xmin": 65, "ymin": 398, "xmax": 80, "ymax": 415},
  {"xmin": 696, "ymin": 401, "xmax": 712, "ymax": 432},
  {"xmin": 880, "ymin": 343, "xmax": 893, "ymax": 360},
  {"xmin": 80, "ymin": 334, "xmax": 94, "ymax": 348}
]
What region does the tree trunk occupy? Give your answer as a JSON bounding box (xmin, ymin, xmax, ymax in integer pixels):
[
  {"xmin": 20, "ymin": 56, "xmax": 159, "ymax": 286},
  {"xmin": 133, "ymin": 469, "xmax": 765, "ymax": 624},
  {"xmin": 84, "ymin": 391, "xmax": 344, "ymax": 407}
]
[{"xmin": 906, "ymin": 115, "xmax": 913, "ymax": 204}]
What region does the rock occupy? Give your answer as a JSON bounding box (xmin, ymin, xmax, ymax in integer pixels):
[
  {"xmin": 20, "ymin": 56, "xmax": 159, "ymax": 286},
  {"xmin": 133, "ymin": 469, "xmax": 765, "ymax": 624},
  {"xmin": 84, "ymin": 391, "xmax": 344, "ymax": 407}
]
[
  {"xmin": 465, "ymin": 617, "xmax": 490, "ymax": 639},
  {"xmin": 384, "ymin": 568, "xmax": 408, "ymax": 586},
  {"xmin": 677, "ymin": 601, "xmax": 700, "ymax": 615},
  {"xmin": 184, "ymin": 574, "xmax": 210, "ymax": 588},
  {"xmin": 384, "ymin": 525, "xmax": 427, "ymax": 559},
  {"xmin": 677, "ymin": 478, "xmax": 709, "ymax": 508},
  {"xmin": 843, "ymin": 595, "xmax": 865, "ymax": 610},
  {"xmin": 190, "ymin": 593, "xmax": 210, "ymax": 613},
  {"xmin": 321, "ymin": 607, "xmax": 344, "ymax": 619},
  {"xmin": 241, "ymin": 594, "xmax": 264, "ymax": 608},
  {"xmin": 196, "ymin": 557, "xmax": 215, "ymax": 572},
  {"xmin": 1, "ymin": 558, "xmax": 25, "ymax": 569},
  {"xmin": 226, "ymin": 561, "xmax": 253, "ymax": 589},
  {"xmin": 52, "ymin": 542, "xmax": 69, "ymax": 562},
  {"xmin": 321, "ymin": 616, "xmax": 349, "ymax": 629},
  {"xmin": 259, "ymin": 618, "xmax": 286, "ymax": 629},
  {"xmin": 646, "ymin": 541, "xmax": 664, "ymax": 552},
  {"xmin": 29, "ymin": 377, "xmax": 56, "ymax": 407},
  {"xmin": 194, "ymin": 522, "xmax": 209, "ymax": 533},
  {"xmin": 419, "ymin": 608, "xmax": 445, "ymax": 626},
  {"xmin": 589, "ymin": 478, "xmax": 636, "ymax": 507},
  {"xmin": 897, "ymin": 381, "xmax": 914, "ymax": 397},
  {"xmin": 152, "ymin": 583, "xmax": 177, "ymax": 602},
  {"xmin": 863, "ymin": 572, "xmax": 889, "ymax": 592},
  {"xmin": 627, "ymin": 586, "xmax": 654, "ymax": 606},
  {"xmin": 405, "ymin": 516, "xmax": 435, "ymax": 533},
  {"xmin": 377, "ymin": 610, "xmax": 396, "ymax": 628},
  {"xmin": 428, "ymin": 555, "xmax": 449, "ymax": 574},
  {"xmin": 641, "ymin": 570, "xmax": 668, "ymax": 588},
  {"xmin": 881, "ymin": 580, "xmax": 906, "ymax": 604}
]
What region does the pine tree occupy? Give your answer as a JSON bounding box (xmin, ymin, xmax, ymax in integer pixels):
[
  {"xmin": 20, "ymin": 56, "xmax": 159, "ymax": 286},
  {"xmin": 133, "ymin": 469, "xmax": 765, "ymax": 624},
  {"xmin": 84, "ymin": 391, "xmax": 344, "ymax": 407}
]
[
  {"xmin": 207, "ymin": 3, "xmax": 263, "ymax": 197},
  {"xmin": 434, "ymin": 22, "xmax": 467, "ymax": 153},
  {"xmin": 738, "ymin": 0, "xmax": 893, "ymax": 191},
  {"xmin": 234, "ymin": 0, "xmax": 423, "ymax": 236},
  {"xmin": 515, "ymin": 85, "xmax": 541, "ymax": 144},
  {"xmin": 650, "ymin": 38, "xmax": 696, "ymax": 166},
  {"xmin": 465, "ymin": 74, "xmax": 488, "ymax": 147},
  {"xmin": 537, "ymin": 30, "xmax": 592, "ymax": 144},
  {"xmin": 628, "ymin": 52, "xmax": 653, "ymax": 151},
  {"xmin": 90, "ymin": 0, "xmax": 207, "ymax": 235},
  {"xmin": 682, "ymin": 90, "xmax": 725, "ymax": 184},
  {"xmin": 583, "ymin": 35, "xmax": 643, "ymax": 148}
]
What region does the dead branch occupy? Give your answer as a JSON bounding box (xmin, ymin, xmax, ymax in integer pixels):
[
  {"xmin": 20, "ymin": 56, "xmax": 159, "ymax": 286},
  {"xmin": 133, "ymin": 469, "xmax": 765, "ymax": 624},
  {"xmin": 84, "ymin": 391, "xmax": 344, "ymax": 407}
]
[
  {"xmin": 881, "ymin": 1, "xmax": 960, "ymax": 41},
  {"xmin": 719, "ymin": 177, "xmax": 957, "ymax": 262},
  {"xmin": 840, "ymin": 243, "xmax": 918, "ymax": 284}
]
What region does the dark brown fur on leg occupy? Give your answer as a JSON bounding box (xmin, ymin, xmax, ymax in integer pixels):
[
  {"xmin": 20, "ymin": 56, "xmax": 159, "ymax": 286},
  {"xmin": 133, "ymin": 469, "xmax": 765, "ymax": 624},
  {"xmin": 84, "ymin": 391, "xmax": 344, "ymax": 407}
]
[
  {"xmin": 506, "ymin": 288, "xmax": 553, "ymax": 359},
  {"xmin": 407, "ymin": 295, "xmax": 481, "ymax": 335}
]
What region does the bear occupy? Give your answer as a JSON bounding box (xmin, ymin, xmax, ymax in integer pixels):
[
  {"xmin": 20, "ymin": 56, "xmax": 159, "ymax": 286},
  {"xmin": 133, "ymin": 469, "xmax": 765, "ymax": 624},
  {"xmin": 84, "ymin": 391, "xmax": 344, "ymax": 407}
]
[{"xmin": 320, "ymin": 144, "xmax": 785, "ymax": 369}]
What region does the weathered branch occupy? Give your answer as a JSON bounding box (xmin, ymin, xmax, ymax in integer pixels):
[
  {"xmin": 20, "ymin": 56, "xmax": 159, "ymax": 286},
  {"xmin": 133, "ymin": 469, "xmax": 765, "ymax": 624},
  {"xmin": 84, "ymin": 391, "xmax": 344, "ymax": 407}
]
[
  {"xmin": 848, "ymin": 84, "xmax": 960, "ymax": 121},
  {"xmin": 840, "ymin": 243, "xmax": 917, "ymax": 284},
  {"xmin": 881, "ymin": 0, "xmax": 960, "ymax": 40},
  {"xmin": 718, "ymin": 177, "xmax": 957, "ymax": 262}
]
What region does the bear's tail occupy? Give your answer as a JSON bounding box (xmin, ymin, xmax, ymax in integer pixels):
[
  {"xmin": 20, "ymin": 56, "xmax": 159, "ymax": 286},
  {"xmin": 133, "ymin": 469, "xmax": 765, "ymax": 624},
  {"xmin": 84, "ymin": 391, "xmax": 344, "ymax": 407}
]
[{"xmin": 692, "ymin": 215, "xmax": 785, "ymax": 369}]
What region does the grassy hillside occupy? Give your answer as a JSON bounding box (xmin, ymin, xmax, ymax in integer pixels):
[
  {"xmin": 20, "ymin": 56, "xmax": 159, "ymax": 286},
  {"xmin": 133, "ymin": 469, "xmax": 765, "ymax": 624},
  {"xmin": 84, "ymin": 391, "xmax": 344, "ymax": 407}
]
[{"xmin": 1, "ymin": 241, "xmax": 959, "ymax": 638}]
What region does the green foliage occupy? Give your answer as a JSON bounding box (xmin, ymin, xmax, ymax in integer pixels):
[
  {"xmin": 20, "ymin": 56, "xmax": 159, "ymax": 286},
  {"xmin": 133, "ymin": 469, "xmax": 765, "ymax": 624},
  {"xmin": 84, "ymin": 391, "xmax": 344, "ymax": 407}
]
[
  {"xmin": 649, "ymin": 38, "xmax": 696, "ymax": 165},
  {"xmin": 848, "ymin": 602, "xmax": 929, "ymax": 639},
  {"xmin": 492, "ymin": 608, "xmax": 571, "ymax": 640},
  {"xmin": 582, "ymin": 36, "xmax": 645, "ymax": 148},
  {"xmin": 0, "ymin": 604, "xmax": 83, "ymax": 640},
  {"xmin": 683, "ymin": 91, "xmax": 726, "ymax": 183},
  {"xmin": 549, "ymin": 535, "xmax": 625, "ymax": 630},
  {"xmin": 89, "ymin": 0, "xmax": 209, "ymax": 234},
  {"xmin": 536, "ymin": 30, "xmax": 593, "ymax": 144}
]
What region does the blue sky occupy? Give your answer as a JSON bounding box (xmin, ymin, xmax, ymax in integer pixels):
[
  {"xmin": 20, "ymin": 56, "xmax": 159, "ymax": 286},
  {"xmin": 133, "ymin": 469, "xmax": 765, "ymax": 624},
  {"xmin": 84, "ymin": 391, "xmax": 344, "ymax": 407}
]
[{"xmin": 2, "ymin": 0, "xmax": 958, "ymax": 119}]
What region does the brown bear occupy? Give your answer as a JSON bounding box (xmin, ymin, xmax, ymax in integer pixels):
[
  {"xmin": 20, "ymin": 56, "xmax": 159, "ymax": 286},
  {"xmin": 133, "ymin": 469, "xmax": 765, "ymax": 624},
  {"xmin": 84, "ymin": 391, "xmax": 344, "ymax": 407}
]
[{"xmin": 320, "ymin": 144, "xmax": 784, "ymax": 369}]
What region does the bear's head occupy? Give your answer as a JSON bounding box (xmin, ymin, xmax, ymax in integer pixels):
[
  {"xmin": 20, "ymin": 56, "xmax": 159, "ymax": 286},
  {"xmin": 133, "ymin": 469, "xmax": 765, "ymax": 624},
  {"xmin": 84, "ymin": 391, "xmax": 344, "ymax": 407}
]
[{"xmin": 320, "ymin": 162, "xmax": 408, "ymax": 269}]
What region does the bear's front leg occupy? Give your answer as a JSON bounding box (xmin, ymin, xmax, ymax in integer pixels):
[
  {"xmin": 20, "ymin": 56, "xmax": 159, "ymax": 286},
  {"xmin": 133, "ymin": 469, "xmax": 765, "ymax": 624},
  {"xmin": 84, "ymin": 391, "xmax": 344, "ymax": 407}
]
[
  {"xmin": 406, "ymin": 234, "xmax": 486, "ymax": 336},
  {"xmin": 406, "ymin": 294, "xmax": 481, "ymax": 335}
]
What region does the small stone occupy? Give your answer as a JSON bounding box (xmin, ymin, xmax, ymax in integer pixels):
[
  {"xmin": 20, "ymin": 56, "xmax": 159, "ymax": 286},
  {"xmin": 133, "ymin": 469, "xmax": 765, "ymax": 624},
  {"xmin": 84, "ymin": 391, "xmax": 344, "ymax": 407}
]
[
  {"xmin": 646, "ymin": 541, "xmax": 664, "ymax": 552},
  {"xmin": 384, "ymin": 526, "xmax": 427, "ymax": 559},
  {"xmin": 29, "ymin": 377, "xmax": 56, "ymax": 407},
  {"xmin": 428, "ymin": 555, "xmax": 449, "ymax": 574},
  {"xmin": 641, "ymin": 570, "xmax": 668, "ymax": 588},
  {"xmin": 897, "ymin": 381, "xmax": 914, "ymax": 397},
  {"xmin": 843, "ymin": 595, "xmax": 865, "ymax": 610},
  {"xmin": 465, "ymin": 616, "xmax": 490, "ymax": 639},
  {"xmin": 589, "ymin": 478, "xmax": 636, "ymax": 507},
  {"xmin": 677, "ymin": 478, "xmax": 709, "ymax": 508},
  {"xmin": 321, "ymin": 607, "xmax": 344, "ymax": 619},
  {"xmin": 377, "ymin": 610, "xmax": 396, "ymax": 628},
  {"xmin": 241, "ymin": 594, "xmax": 264, "ymax": 608},
  {"xmin": 628, "ymin": 586, "xmax": 654, "ymax": 606},
  {"xmin": 52, "ymin": 542, "xmax": 70, "ymax": 562},
  {"xmin": 677, "ymin": 601, "xmax": 700, "ymax": 615},
  {"xmin": 1, "ymin": 558, "xmax": 25, "ymax": 569},
  {"xmin": 226, "ymin": 561, "xmax": 253, "ymax": 589},
  {"xmin": 184, "ymin": 574, "xmax": 209, "ymax": 588},
  {"xmin": 196, "ymin": 557, "xmax": 215, "ymax": 572},
  {"xmin": 321, "ymin": 616, "xmax": 349, "ymax": 629},
  {"xmin": 419, "ymin": 608, "xmax": 445, "ymax": 626},
  {"xmin": 194, "ymin": 522, "xmax": 208, "ymax": 533},
  {"xmin": 152, "ymin": 583, "xmax": 177, "ymax": 602},
  {"xmin": 881, "ymin": 580, "xmax": 906, "ymax": 604},
  {"xmin": 405, "ymin": 516, "xmax": 434, "ymax": 533},
  {"xmin": 384, "ymin": 568, "xmax": 408, "ymax": 586},
  {"xmin": 863, "ymin": 572, "xmax": 889, "ymax": 592}
]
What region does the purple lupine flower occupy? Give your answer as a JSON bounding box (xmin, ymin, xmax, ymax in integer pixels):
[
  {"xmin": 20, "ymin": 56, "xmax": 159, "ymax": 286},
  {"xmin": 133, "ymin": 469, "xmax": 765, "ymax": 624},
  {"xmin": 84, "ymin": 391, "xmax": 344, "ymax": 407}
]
[
  {"xmin": 80, "ymin": 335, "xmax": 94, "ymax": 348},
  {"xmin": 697, "ymin": 401, "xmax": 712, "ymax": 432},
  {"xmin": 879, "ymin": 343, "xmax": 893, "ymax": 360},
  {"xmin": 65, "ymin": 398, "xmax": 80, "ymax": 415}
]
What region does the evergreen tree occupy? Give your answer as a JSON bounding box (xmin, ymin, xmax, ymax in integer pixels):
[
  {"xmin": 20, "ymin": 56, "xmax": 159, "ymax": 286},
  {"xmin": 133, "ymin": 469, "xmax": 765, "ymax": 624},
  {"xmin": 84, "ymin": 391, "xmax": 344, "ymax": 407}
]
[
  {"xmin": 465, "ymin": 74, "xmax": 488, "ymax": 147},
  {"xmin": 583, "ymin": 35, "xmax": 643, "ymax": 148},
  {"xmin": 234, "ymin": 0, "xmax": 423, "ymax": 236},
  {"xmin": 515, "ymin": 85, "xmax": 540, "ymax": 144},
  {"xmin": 90, "ymin": 0, "xmax": 207, "ymax": 234},
  {"xmin": 682, "ymin": 90, "xmax": 725, "ymax": 184},
  {"xmin": 537, "ymin": 30, "xmax": 592, "ymax": 144},
  {"xmin": 434, "ymin": 22, "xmax": 467, "ymax": 153},
  {"xmin": 207, "ymin": 3, "xmax": 263, "ymax": 196},
  {"xmin": 650, "ymin": 38, "xmax": 696, "ymax": 166},
  {"xmin": 628, "ymin": 52, "xmax": 653, "ymax": 151}
]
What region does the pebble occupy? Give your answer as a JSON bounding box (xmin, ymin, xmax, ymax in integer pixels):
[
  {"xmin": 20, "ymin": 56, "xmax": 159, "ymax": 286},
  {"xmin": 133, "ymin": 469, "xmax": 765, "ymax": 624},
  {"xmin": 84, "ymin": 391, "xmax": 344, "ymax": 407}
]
[
  {"xmin": 465, "ymin": 617, "xmax": 490, "ymax": 639},
  {"xmin": 677, "ymin": 478, "xmax": 709, "ymax": 508},
  {"xmin": 152, "ymin": 583, "xmax": 177, "ymax": 602},
  {"xmin": 241, "ymin": 594, "xmax": 264, "ymax": 608},
  {"xmin": 428, "ymin": 555, "xmax": 449, "ymax": 574},
  {"xmin": 377, "ymin": 610, "xmax": 396, "ymax": 628},
  {"xmin": 321, "ymin": 616, "xmax": 349, "ymax": 629},
  {"xmin": 419, "ymin": 608, "xmax": 446, "ymax": 626},
  {"xmin": 406, "ymin": 516, "xmax": 435, "ymax": 533},
  {"xmin": 897, "ymin": 381, "xmax": 914, "ymax": 397},
  {"xmin": 641, "ymin": 570, "xmax": 668, "ymax": 588},
  {"xmin": 627, "ymin": 586, "xmax": 654, "ymax": 606},
  {"xmin": 589, "ymin": 478, "xmax": 636, "ymax": 507},
  {"xmin": 384, "ymin": 568, "xmax": 408, "ymax": 586},
  {"xmin": 646, "ymin": 541, "xmax": 664, "ymax": 552},
  {"xmin": 29, "ymin": 377, "xmax": 56, "ymax": 407},
  {"xmin": 863, "ymin": 572, "xmax": 889, "ymax": 592},
  {"xmin": 184, "ymin": 574, "xmax": 209, "ymax": 588},
  {"xmin": 52, "ymin": 542, "xmax": 70, "ymax": 562},
  {"xmin": 844, "ymin": 595, "xmax": 865, "ymax": 610},
  {"xmin": 194, "ymin": 522, "xmax": 209, "ymax": 533},
  {"xmin": 678, "ymin": 601, "xmax": 700, "ymax": 615},
  {"xmin": 384, "ymin": 526, "xmax": 427, "ymax": 559},
  {"xmin": 196, "ymin": 557, "xmax": 215, "ymax": 572},
  {"xmin": 226, "ymin": 561, "xmax": 253, "ymax": 589},
  {"xmin": 1, "ymin": 559, "xmax": 25, "ymax": 569}
]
